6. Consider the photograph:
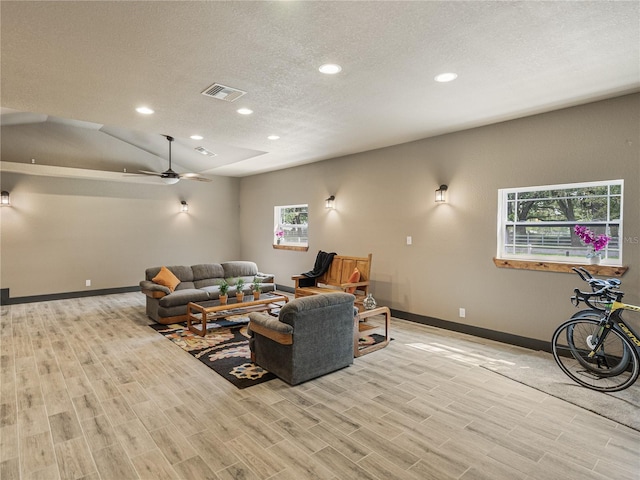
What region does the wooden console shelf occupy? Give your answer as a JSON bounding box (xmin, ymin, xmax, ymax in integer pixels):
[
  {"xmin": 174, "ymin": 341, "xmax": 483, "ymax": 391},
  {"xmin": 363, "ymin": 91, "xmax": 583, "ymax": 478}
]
[
  {"xmin": 493, "ymin": 258, "xmax": 628, "ymax": 277},
  {"xmin": 273, "ymin": 244, "xmax": 309, "ymax": 252}
]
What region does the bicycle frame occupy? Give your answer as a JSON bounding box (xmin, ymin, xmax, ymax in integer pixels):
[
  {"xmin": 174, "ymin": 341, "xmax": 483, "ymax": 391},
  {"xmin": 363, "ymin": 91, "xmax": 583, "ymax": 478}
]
[
  {"xmin": 610, "ymin": 301, "xmax": 640, "ymax": 348},
  {"xmin": 587, "ymin": 300, "xmax": 640, "ymax": 358}
]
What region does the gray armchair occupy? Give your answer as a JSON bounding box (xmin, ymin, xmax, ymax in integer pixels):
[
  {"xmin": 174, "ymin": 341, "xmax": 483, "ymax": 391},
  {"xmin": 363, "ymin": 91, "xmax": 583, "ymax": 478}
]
[{"xmin": 248, "ymin": 292, "xmax": 355, "ymax": 385}]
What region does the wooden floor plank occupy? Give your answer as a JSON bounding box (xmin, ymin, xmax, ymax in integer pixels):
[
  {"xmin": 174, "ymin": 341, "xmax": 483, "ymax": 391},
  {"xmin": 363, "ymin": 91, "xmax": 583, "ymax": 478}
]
[{"xmin": 0, "ymin": 292, "xmax": 637, "ymax": 480}]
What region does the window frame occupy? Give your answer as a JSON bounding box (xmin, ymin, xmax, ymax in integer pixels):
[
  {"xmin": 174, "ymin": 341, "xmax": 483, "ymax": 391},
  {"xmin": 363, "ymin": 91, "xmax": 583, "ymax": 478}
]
[
  {"xmin": 496, "ymin": 180, "xmax": 624, "ymax": 266},
  {"xmin": 274, "ymin": 203, "xmax": 309, "ymax": 248}
]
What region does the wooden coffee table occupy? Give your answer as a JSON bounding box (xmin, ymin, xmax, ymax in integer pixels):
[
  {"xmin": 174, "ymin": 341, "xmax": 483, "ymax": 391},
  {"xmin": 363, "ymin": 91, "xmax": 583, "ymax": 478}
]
[
  {"xmin": 186, "ymin": 294, "xmax": 289, "ymax": 337},
  {"xmin": 354, "ymin": 306, "xmax": 391, "ymax": 357}
]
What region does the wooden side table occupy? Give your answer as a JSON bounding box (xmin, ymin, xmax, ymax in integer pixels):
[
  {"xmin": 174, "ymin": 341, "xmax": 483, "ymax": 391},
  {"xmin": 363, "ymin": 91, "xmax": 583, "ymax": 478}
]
[{"xmin": 354, "ymin": 306, "xmax": 391, "ymax": 357}]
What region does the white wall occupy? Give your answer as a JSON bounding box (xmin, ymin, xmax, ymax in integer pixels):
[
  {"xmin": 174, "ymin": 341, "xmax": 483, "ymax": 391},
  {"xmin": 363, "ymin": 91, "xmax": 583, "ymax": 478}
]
[{"xmin": 239, "ymin": 94, "xmax": 640, "ymax": 342}]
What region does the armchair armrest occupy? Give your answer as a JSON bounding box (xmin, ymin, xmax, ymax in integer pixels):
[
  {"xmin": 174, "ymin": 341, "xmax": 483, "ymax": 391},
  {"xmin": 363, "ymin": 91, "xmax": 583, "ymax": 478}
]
[
  {"xmin": 248, "ymin": 312, "xmax": 293, "ymax": 345},
  {"xmin": 140, "ymin": 280, "xmax": 171, "ymax": 298}
]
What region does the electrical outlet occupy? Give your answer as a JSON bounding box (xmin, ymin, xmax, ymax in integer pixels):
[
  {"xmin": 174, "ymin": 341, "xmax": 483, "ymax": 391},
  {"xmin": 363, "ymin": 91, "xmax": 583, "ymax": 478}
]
[
  {"xmin": 86, "ymin": 279, "xmax": 91, "ymax": 287},
  {"xmin": 459, "ymin": 308, "xmax": 466, "ymax": 318},
  {"xmin": 406, "ymin": 236, "xmax": 412, "ymax": 245}
]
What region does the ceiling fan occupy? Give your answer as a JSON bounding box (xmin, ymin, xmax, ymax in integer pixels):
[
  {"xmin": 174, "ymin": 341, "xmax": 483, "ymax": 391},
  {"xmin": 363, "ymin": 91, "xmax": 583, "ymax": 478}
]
[{"xmin": 137, "ymin": 135, "xmax": 212, "ymax": 184}]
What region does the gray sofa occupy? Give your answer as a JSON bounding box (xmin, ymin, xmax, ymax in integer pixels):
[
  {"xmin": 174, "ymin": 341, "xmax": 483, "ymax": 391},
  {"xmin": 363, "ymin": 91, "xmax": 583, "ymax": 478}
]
[
  {"xmin": 140, "ymin": 261, "xmax": 275, "ymax": 324},
  {"xmin": 248, "ymin": 292, "xmax": 355, "ymax": 385}
]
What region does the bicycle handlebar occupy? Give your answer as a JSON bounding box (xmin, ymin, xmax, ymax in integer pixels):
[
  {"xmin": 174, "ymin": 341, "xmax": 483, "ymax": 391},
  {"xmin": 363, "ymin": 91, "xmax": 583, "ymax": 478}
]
[
  {"xmin": 570, "ymin": 267, "xmax": 623, "ymax": 311},
  {"xmin": 573, "ymin": 266, "xmax": 593, "ymax": 282}
]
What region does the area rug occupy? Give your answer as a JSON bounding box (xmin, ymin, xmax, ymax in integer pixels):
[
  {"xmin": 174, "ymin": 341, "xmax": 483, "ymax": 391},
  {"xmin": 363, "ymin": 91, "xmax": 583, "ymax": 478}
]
[
  {"xmin": 481, "ymin": 349, "xmax": 640, "ymax": 432},
  {"xmin": 151, "ymin": 316, "xmax": 276, "ymax": 389},
  {"xmin": 152, "ymin": 317, "xmax": 387, "ymax": 389}
]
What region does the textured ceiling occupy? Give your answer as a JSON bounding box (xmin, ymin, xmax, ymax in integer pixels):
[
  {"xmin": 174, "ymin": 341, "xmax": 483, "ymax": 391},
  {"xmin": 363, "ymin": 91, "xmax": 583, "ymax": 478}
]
[{"xmin": 1, "ymin": 1, "xmax": 638, "ymax": 179}]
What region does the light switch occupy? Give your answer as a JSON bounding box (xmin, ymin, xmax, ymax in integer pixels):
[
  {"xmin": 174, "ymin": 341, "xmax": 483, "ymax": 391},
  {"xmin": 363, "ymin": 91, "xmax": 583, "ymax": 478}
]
[{"xmin": 406, "ymin": 236, "xmax": 412, "ymax": 245}]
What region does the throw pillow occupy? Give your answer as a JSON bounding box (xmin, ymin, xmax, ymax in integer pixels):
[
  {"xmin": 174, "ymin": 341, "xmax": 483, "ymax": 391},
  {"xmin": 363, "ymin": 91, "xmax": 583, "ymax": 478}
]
[
  {"xmin": 346, "ymin": 268, "xmax": 360, "ymax": 294},
  {"xmin": 152, "ymin": 266, "xmax": 181, "ymax": 292}
]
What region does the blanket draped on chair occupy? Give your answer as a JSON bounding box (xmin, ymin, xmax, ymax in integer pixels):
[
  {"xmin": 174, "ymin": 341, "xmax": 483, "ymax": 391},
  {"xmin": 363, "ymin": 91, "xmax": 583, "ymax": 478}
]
[{"xmin": 298, "ymin": 250, "xmax": 336, "ymax": 287}]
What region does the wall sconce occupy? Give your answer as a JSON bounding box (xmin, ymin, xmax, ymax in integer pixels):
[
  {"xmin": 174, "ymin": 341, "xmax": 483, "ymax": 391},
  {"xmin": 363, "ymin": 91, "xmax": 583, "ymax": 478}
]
[
  {"xmin": 180, "ymin": 200, "xmax": 189, "ymax": 213},
  {"xmin": 435, "ymin": 184, "xmax": 448, "ymax": 203},
  {"xmin": 325, "ymin": 195, "xmax": 335, "ymax": 209},
  {"xmin": 0, "ymin": 191, "xmax": 10, "ymax": 206}
]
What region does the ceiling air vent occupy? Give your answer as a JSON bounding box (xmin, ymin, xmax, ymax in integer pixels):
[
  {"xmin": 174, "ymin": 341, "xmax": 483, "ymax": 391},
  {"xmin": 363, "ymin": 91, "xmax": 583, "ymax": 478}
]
[
  {"xmin": 194, "ymin": 146, "xmax": 217, "ymax": 157},
  {"xmin": 201, "ymin": 83, "xmax": 247, "ymax": 102}
]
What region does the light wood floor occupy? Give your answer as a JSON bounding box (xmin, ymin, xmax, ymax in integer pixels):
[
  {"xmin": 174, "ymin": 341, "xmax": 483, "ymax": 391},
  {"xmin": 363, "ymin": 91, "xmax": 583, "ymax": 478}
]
[{"xmin": 1, "ymin": 292, "xmax": 638, "ymax": 480}]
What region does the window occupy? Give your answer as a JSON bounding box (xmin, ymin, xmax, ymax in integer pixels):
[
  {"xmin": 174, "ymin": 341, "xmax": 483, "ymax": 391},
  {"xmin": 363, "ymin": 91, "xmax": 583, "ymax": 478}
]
[
  {"xmin": 497, "ymin": 180, "xmax": 623, "ymax": 265},
  {"xmin": 274, "ymin": 204, "xmax": 308, "ymax": 247}
]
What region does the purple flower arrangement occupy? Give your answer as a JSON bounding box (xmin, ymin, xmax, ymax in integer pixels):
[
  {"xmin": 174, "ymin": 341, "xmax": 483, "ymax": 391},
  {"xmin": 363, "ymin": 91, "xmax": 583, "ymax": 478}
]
[
  {"xmin": 275, "ymin": 228, "xmax": 284, "ymax": 244},
  {"xmin": 574, "ymin": 225, "xmax": 610, "ymax": 256}
]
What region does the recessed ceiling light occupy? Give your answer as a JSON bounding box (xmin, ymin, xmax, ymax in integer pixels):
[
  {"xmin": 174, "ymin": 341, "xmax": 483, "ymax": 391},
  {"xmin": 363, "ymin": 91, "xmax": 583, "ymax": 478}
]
[
  {"xmin": 190, "ymin": 135, "xmax": 203, "ymax": 140},
  {"xmin": 135, "ymin": 106, "xmax": 154, "ymax": 114},
  {"xmin": 319, "ymin": 64, "xmax": 342, "ymax": 75},
  {"xmin": 237, "ymin": 108, "xmax": 253, "ymax": 115},
  {"xmin": 267, "ymin": 135, "xmax": 280, "ymax": 140},
  {"xmin": 434, "ymin": 72, "xmax": 458, "ymax": 83}
]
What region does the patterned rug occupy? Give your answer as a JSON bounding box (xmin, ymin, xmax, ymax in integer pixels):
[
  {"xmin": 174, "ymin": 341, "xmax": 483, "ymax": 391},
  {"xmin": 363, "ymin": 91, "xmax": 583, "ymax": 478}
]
[
  {"xmin": 151, "ymin": 316, "xmax": 387, "ymax": 389},
  {"xmin": 151, "ymin": 315, "xmax": 276, "ymax": 389}
]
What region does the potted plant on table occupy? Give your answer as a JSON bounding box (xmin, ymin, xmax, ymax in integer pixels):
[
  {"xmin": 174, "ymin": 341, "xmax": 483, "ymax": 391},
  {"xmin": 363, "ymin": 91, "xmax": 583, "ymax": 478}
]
[
  {"xmin": 251, "ymin": 278, "xmax": 262, "ymax": 300},
  {"xmin": 218, "ymin": 279, "xmax": 229, "ymax": 305},
  {"xmin": 235, "ymin": 278, "xmax": 245, "ymax": 302}
]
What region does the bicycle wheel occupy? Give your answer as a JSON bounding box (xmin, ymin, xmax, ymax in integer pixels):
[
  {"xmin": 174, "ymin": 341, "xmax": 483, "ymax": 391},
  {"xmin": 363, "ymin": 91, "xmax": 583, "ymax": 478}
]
[
  {"xmin": 570, "ymin": 309, "xmax": 604, "ymax": 319},
  {"xmin": 552, "ymin": 318, "xmax": 639, "ymax": 392},
  {"xmin": 567, "ymin": 322, "xmax": 632, "ymax": 375}
]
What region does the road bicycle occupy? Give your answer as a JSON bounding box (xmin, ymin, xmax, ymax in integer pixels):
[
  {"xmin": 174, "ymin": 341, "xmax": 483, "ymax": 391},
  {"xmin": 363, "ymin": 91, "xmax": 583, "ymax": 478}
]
[{"xmin": 551, "ymin": 267, "xmax": 640, "ymax": 392}]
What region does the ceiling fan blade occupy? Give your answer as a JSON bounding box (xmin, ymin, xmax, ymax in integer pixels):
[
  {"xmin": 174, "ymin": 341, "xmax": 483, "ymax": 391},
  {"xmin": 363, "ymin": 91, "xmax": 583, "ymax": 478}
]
[
  {"xmin": 137, "ymin": 170, "xmax": 164, "ymax": 176},
  {"xmin": 182, "ymin": 173, "xmax": 213, "ymax": 182}
]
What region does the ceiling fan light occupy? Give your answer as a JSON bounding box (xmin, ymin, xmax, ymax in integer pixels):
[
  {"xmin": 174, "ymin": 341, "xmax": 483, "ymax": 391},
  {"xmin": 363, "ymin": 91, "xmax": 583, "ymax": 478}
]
[{"xmin": 162, "ymin": 177, "xmax": 180, "ymax": 185}]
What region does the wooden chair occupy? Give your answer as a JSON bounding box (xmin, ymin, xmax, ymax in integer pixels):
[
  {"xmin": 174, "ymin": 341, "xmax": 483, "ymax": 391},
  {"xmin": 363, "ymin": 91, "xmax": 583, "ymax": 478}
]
[{"xmin": 292, "ymin": 253, "xmax": 372, "ymax": 310}]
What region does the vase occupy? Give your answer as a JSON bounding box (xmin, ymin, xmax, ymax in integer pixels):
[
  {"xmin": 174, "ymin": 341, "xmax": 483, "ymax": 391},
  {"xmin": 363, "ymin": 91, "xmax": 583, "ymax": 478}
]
[
  {"xmin": 219, "ymin": 294, "xmax": 228, "ymax": 305},
  {"xmin": 363, "ymin": 293, "xmax": 377, "ymax": 310},
  {"xmin": 589, "ymin": 255, "xmax": 600, "ymax": 265}
]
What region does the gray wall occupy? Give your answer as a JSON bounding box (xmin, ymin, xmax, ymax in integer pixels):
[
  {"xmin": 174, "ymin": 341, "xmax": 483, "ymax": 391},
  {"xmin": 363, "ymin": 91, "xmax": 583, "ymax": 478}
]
[
  {"xmin": 0, "ymin": 174, "xmax": 240, "ymax": 297},
  {"xmin": 239, "ymin": 94, "xmax": 639, "ymax": 342},
  {"xmin": 1, "ymin": 94, "xmax": 637, "ymax": 344}
]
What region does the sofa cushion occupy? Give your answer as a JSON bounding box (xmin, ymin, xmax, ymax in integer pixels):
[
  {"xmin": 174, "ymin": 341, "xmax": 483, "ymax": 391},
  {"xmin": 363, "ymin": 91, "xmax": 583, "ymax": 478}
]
[
  {"xmin": 222, "ymin": 261, "xmax": 258, "ymax": 278},
  {"xmin": 194, "ymin": 278, "xmax": 222, "ymax": 289},
  {"xmin": 200, "ymin": 285, "xmax": 221, "ymax": 298},
  {"xmin": 152, "ymin": 266, "xmax": 181, "ymax": 292},
  {"xmin": 146, "ymin": 265, "xmax": 194, "ymax": 282},
  {"xmin": 192, "ymin": 264, "xmax": 224, "ymax": 281},
  {"xmin": 158, "ymin": 288, "xmax": 210, "ymax": 308}
]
